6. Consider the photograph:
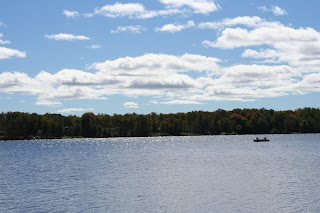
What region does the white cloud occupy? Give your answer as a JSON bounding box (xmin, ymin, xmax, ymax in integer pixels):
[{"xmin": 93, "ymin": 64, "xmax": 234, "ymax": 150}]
[
  {"xmin": 159, "ymin": 0, "xmax": 220, "ymax": 14},
  {"xmin": 216, "ymin": 64, "xmax": 298, "ymax": 88},
  {"xmin": 0, "ymin": 47, "xmax": 26, "ymax": 59},
  {"xmin": 89, "ymin": 53, "xmax": 219, "ymax": 99},
  {"xmin": 34, "ymin": 69, "xmax": 111, "ymax": 100},
  {"xmin": 35, "ymin": 99, "xmax": 62, "ymax": 107},
  {"xmin": 111, "ymin": 25, "xmax": 146, "ymax": 34},
  {"xmin": 292, "ymin": 73, "xmax": 320, "ymax": 94},
  {"xmin": 204, "ymin": 85, "xmax": 285, "ymax": 101},
  {"xmin": 202, "ymin": 17, "xmax": 320, "ymax": 69},
  {"xmin": 271, "ymin": 6, "xmax": 287, "ymax": 16},
  {"xmin": 198, "ymin": 16, "xmax": 263, "ymax": 30},
  {"xmin": 40, "ymin": 86, "xmax": 108, "ymax": 101},
  {"xmin": 88, "ymin": 44, "xmax": 101, "ymax": 49},
  {"xmin": 124, "ymin": 102, "xmax": 139, "ymax": 108},
  {"xmin": 35, "ymin": 69, "xmax": 118, "ymax": 88},
  {"xmin": 258, "ymin": 5, "xmax": 287, "ymax": 16},
  {"xmin": 45, "ymin": 33, "xmax": 90, "ymax": 41},
  {"xmin": 0, "ymin": 40, "xmax": 10, "ymax": 45},
  {"xmin": 88, "ymin": 2, "xmax": 180, "ymax": 19},
  {"xmin": 1, "ymin": 47, "xmax": 320, "ymax": 106},
  {"xmin": 155, "ymin": 20, "xmax": 195, "ymax": 33},
  {"xmin": 241, "ymin": 49, "xmax": 281, "ymax": 59},
  {"xmin": 63, "ymin": 10, "xmax": 79, "ymax": 18},
  {"xmin": 203, "ymin": 27, "xmax": 267, "ymax": 49},
  {"xmin": 208, "ymin": 25, "xmax": 318, "ymax": 49},
  {"xmin": 194, "ymin": 16, "xmax": 320, "ymax": 101},
  {"xmin": 92, "ymin": 53, "xmax": 220, "ymax": 76},
  {"xmin": 155, "ymin": 100, "xmax": 203, "ymax": 105},
  {"xmin": 0, "ymin": 33, "xmax": 11, "ymax": 44},
  {"xmin": 86, "ymin": 1, "xmax": 218, "ymax": 19},
  {"xmin": 257, "ymin": 6, "xmax": 268, "ymax": 12},
  {"xmin": 92, "ymin": 3, "xmax": 147, "ymax": 18},
  {"xmin": 57, "ymin": 108, "xmax": 94, "ymax": 114},
  {"xmin": 0, "ymin": 72, "xmax": 45, "ymax": 97},
  {"xmin": 0, "ymin": 54, "xmax": 220, "ymax": 105}
]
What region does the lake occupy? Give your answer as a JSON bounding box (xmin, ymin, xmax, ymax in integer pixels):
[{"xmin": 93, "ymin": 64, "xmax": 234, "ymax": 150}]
[{"xmin": 1, "ymin": 134, "xmax": 320, "ymax": 212}]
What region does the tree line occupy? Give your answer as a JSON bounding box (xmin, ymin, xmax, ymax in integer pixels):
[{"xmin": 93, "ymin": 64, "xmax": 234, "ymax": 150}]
[{"xmin": 0, "ymin": 108, "xmax": 320, "ymax": 140}]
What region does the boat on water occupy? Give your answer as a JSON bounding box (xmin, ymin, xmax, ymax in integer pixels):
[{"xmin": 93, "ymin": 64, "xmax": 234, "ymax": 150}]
[{"xmin": 253, "ymin": 137, "xmax": 269, "ymax": 142}]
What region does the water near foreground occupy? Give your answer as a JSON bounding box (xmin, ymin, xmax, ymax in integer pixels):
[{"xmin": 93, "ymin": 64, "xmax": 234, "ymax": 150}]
[{"xmin": 1, "ymin": 134, "xmax": 320, "ymax": 212}]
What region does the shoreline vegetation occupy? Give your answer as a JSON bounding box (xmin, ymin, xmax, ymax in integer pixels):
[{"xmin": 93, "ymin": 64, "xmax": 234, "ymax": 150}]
[{"xmin": 0, "ymin": 108, "xmax": 320, "ymax": 140}]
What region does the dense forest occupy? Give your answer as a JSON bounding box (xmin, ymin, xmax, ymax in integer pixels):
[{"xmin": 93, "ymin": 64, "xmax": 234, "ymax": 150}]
[{"xmin": 0, "ymin": 108, "xmax": 320, "ymax": 140}]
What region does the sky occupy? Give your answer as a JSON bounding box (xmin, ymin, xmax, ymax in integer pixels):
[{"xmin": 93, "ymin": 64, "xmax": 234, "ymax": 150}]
[{"xmin": 1, "ymin": 0, "xmax": 320, "ymax": 115}]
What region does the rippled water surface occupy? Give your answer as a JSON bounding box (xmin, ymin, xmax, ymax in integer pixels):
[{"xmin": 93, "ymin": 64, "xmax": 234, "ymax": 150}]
[{"xmin": 1, "ymin": 134, "xmax": 320, "ymax": 212}]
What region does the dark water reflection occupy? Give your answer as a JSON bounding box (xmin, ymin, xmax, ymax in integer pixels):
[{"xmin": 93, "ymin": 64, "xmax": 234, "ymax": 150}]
[{"xmin": 1, "ymin": 134, "xmax": 320, "ymax": 212}]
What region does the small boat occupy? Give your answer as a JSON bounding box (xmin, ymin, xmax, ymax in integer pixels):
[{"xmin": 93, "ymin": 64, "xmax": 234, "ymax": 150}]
[{"xmin": 253, "ymin": 137, "xmax": 269, "ymax": 142}]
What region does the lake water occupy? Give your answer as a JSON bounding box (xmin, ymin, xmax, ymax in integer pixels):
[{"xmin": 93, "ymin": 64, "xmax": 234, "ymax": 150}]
[{"xmin": 1, "ymin": 134, "xmax": 320, "ymax": 212}]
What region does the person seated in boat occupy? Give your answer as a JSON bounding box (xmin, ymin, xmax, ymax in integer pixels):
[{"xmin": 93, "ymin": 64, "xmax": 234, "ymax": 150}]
[{"xmin": 264, "ymin": 137, "xmax": 266, "ymax": 140}]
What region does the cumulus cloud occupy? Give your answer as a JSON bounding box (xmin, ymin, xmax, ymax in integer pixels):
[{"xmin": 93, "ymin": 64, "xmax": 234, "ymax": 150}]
[
  {"xmin": 198, "ymin": 16, "xmax": 263, "ymax": 30},
  {"xmin": 111, "ymin": 25, "xmax": 146, "ymax": 34},
  {"xmin": 203, "ymin": 85, "xmax": 285, "ymax": 101},
  {"xmin": 92, "ymin": 53, "xmax": 220, "ymax": 76},
  {"xmin": 86, "ymin": 1, "xmax": 219, "ymax": 19},
  {"xmin": 271, "ymin": 6, "xmax": 287, "ymax": 16},
  {"xmin": 292, "ymin": 73, "xmax": 320, "ymax": 94},
  {"xmin": 87, "ymin": 2, "xmax": 180, "ymax": 19},
  {"xmin": 192, "ymin": 16, "xmax": 320, "ymax": 101},
  {"xmin": 0, "ymin": 72, "xmax": 50, "ymax": 95},
  {"xmin": 92, "ymin": 3, "xmax": 147, "ymax": 18},
  {"xmin": 155, "ymin": 20, "xmax": 195, "ymax": 33},
  {"xmin": 203, "ymin": 27, "xmax": 267, "ymax": 49},
  {"xmin": 124, "ymin": 102, "xmax": 139, "ymax": 108},
  {"xmin": 34, "ymin": 69, "xmax": 112, "ymax": 100},
  {"xmin": 159, "ymin": 0, "xmax": 220, "ymax": 14},
  {"xmin": 216, "ymin": 64, "xmax": 298, "ymax": 88},
  {"xmin": 258, "ymin": 5, "xmax": 287, "ymax": 16},
  {"xmin": 1, "ymin": 48, "xmax": 320, "ymax": 106},
  {"xmin": 241, "ymin": 49, "xmax": 281, "ymax": 59},
  {"xmin": 57, "ymin": 108, "xmax": 94, "ymax": 114},
  {"xmin": 45, "ymin": 33, "xmax": 90, "ymax": 41},
  {"xmin": 0, "ymin": 54, "xmax": 221, "ymax": 106},
  {"xmin": 0, "ymin": 47, "xmax": 26, "ymax": 60},
  {"xmin": 202, "ymin": 17, "xmax": 320, "ymax": 69},
  {"xmin": 63, "ymin": 10, "xmax": 79, "ymax": 18}
]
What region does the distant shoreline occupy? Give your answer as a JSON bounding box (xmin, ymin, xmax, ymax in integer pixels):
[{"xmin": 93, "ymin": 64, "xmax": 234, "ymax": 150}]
[
  {"xmin": 1, "ymin": 108, "xmax": 320, "ymax": 140},
  {"xmin": 1, "ymin": 132, "xmax": 317, "ymax": 141}
]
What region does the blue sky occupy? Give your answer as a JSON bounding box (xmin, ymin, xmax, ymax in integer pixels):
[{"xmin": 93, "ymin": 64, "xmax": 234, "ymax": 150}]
[{"xmin": 1, "ymin": 0, "xmax": 320, "ymax": 115}]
